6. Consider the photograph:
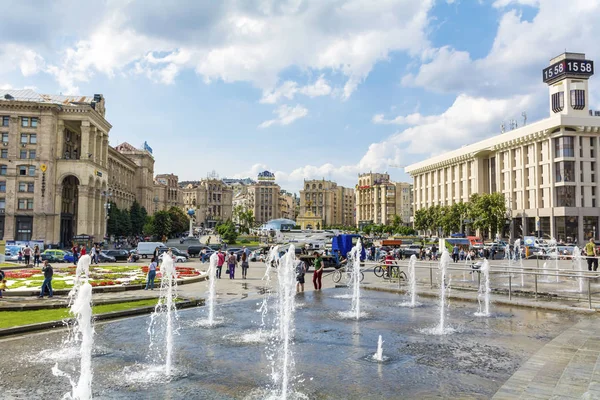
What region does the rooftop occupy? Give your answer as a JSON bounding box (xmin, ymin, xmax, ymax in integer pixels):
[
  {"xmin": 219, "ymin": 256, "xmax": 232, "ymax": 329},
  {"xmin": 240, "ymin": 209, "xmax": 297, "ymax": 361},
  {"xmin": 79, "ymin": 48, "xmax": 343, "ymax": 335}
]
[{"xmin": 0, "ymin": 89, "xmax": 97, "ymax": 106}]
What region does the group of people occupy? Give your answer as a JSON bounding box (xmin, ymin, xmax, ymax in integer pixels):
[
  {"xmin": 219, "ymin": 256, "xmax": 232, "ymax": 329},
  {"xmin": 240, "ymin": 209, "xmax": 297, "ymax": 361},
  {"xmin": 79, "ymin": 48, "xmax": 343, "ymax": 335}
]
[
  {"xmin": 16, "ymin": 244, "xmax": 41, "ymax": 267},
  {"xmin": 214, "ymin": 248, "xmax": 250, "ymax": 279}
]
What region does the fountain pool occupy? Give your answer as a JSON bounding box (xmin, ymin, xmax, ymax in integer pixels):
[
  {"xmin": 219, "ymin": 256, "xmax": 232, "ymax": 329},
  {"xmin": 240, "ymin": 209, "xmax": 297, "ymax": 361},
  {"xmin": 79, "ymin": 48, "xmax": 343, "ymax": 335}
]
[{"xmin": 0, "ymin": 289, "xmax": 582, "ymax": 399}]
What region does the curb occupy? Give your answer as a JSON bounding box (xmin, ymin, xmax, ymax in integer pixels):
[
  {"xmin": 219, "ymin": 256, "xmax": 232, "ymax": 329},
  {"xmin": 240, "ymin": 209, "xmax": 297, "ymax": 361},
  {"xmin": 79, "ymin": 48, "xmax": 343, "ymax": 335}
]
[
  {"xmin": 0, "ymin": 296, "xmax": 160, "ymax": 311},
  {"xmin": 0, "ymin": 298, "xmax": 205, "ymax": 337},
  {"xmin": 3, "ymin": 274, "xmax": 207, "ymax": 298},
  {"xmin": 362, "ymin": 286, "xmax": 597, "ymax": 314}
]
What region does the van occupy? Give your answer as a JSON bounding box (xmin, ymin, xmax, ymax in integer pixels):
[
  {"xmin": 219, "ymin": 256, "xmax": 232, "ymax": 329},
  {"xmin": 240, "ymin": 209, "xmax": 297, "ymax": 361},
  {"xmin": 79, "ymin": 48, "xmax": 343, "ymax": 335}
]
[{"xmin": 136, "ymin": 242, "xmax": 166, "ymax": 258}]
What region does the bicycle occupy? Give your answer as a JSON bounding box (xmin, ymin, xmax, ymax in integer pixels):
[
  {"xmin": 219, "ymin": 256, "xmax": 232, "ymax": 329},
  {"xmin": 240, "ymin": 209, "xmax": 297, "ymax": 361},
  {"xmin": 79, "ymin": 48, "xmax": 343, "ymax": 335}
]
[
  {"xmin": 332, "ymin": 266, "xmax": 365, "ymax": 284},
  {"xmin": 374, "ymin": 264, "xmax": 407, "ymax": 281}
]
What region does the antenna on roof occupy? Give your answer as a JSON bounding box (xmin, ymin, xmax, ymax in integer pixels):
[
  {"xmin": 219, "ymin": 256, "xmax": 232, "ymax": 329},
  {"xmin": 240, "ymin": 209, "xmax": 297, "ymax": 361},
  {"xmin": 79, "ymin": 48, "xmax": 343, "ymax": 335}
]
[
  {"xmin": 522, "ymin": 111, "xmax": 527, "ymax": 126},
  {"xmin": 500, "ymin": 122, "xmax": 505, "ymax": 133}
]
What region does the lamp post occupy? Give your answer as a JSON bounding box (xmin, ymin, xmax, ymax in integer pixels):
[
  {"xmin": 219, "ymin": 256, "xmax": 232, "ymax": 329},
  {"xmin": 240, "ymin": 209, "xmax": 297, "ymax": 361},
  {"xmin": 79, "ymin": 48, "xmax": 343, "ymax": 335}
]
[
  {"xmin": 187, "ymin": 208, "xmax": 195, "ymax": 237},
  {"xmin": 102, "ymin": 190, "xmax": 113, "ymax": 243}
]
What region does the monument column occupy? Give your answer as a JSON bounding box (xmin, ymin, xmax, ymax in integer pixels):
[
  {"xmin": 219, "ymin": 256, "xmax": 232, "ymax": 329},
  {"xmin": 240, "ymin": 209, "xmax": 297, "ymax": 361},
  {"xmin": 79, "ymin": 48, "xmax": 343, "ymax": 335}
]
[{"xmin": 77, "ymin": 186, "xmax": 90, "ymax": 235}]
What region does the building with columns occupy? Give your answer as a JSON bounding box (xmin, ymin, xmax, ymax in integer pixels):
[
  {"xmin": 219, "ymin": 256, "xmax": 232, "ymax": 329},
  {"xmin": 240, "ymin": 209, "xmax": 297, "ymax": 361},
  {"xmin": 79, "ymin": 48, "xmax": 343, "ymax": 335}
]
[
  {"xmin": 109, "ymin": 142, "xmax": 155, "ymax": 212},
  {"xmin": 355, "ymin": 173, "xmax": 408, "ymax": 229},
  {"xmin": 406, "ymin": 52, "xmax": 600, "ymax": 244},
  {"xmin": 298, "ymin": 179, "xmax": 355, "ymax": 229},
  {"xmin": 0, "ymin": 89, "xmax": 111, "ymax": 246},
  {"xmin": 181, "ymin": 178, "xmax": 233, "ymax": 228},
  {"xmin": 153, "ymin": 173, "xmax": 182, "ymax": 213}
]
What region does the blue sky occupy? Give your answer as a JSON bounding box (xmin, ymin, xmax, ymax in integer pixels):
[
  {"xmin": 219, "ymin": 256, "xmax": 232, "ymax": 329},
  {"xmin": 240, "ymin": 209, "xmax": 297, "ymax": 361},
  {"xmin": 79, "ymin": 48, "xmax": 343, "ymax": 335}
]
[{"xmin": 1, "ymin": 0, "xmax": 599, "ymax": 192}]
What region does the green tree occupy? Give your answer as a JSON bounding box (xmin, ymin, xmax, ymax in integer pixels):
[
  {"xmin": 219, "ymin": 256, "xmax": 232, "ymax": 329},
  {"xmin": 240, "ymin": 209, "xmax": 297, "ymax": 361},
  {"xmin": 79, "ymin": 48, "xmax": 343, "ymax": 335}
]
[
  {"xmin": 153, "ymin": 211, "xmax": 172, "ymax": 239},
  {"xmin": 216, "ymin": 219, "xmax": 238, "ymax": 244},
  {"xmin": 143, "ymin": 216, "xmax": 154, "ymax": 236},
  {"xmin": 233, "ymin": 206, "xmax": 256, "ymax": 234},
  {"xmin": 167, "ymin": 206, "xmax": 188, "ymax": 236},
  {"xmin": 469, "ymin": 193, "xmax": 506, "ymax": 238},
  {"xmin": 414, "ymin": 208, "xmax": 428, "ymax": 232},
  {"xmin": 129, "ymin": 201, "xmax": 145, "ymax": 235},
  {"xmin": 115, "ymin": 208, "xmax": 132, "ymax": 237},
  {"xmin": 362, "ymin": 224, "xmax": 373, "ymax": 236}
]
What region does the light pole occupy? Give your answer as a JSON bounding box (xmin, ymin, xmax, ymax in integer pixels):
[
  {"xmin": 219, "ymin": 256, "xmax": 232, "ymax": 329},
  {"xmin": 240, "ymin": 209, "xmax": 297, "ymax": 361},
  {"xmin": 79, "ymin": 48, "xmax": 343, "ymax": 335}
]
[
  {"xmin": 187, "ymin": 208, "xmax": 195, "ymax": 237},
  {"xmin": 102, "ymin": 190, "xmax": 113, "ymax": 243}
]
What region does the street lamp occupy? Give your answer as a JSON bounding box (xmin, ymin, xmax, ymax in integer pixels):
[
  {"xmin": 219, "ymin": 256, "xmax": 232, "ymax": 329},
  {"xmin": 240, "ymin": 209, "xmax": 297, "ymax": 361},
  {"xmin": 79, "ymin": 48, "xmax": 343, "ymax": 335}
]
[
  {"xmin": 187, "ymin": 208, "xmax": 195, "ymax": 237},
  {"xmin": 102, "ymin": 190, "xmax": 113, "ymax": 242}
]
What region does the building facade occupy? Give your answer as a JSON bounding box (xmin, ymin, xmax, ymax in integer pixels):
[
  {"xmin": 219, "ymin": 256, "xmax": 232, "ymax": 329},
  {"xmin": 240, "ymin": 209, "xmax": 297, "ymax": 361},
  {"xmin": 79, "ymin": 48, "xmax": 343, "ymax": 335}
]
[
  {"xmin": 406, "ymin": 52, "xmax": 600, "ymax": 243},
  {"xmin": 396, "ymin": 182, "xmax": 414, "ymax": 225},
  {"xmin": 153, "ymin": 173, "xmax": 182, "ymax": 213},
  {"xmin": 110, "ymin": 142, "xmax": 154, "ymax": 212},
  {"xmin": 0, "ymin": 89, "xmax": 111, "ymax": 245},
  {"xmin": 107, "ymin": 143, "xmax": 155, "ymax": 212},
  {"xmin": 182, "ymin": 178, "xmax": 233, "ymax": 228},
  {"xmin": 355, "ymin": 173, "xmax": 398, "ymax": 228},
  {"xmin": 298, "ymin": 179, "xmax": 355, "ymax": 229},
  {"xmin": 246, "ymin": 171, "xmax": 281, "ymax": 225}
]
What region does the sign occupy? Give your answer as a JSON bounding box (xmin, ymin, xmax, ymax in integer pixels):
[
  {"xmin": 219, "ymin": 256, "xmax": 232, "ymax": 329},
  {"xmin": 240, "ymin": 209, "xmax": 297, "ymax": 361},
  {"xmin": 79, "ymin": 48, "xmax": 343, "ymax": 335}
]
[
  {"xmin": 95, "ymin": 170, "xmax": 103, "ymax": 177},
  {"xmin": 143, "ymin": 141, "xmax": 153, "ymax": 154},
  {"xmin": 257, "ymin": 170, "xmax": 276, "ymax": 181},
  {"xmin": 6, "ymin": 240, "xmax": 44, "ymax": 250},
  {"xmin": 40, "ymin": 164, "xmax": 47, "ymax": 172},
  {"xmin": 543, "ymin": 58, "xmax": 594, "ymax": 84},
  {"xmin": 523, "ymin": 236, "xmax": 536, "ymax": 246}
]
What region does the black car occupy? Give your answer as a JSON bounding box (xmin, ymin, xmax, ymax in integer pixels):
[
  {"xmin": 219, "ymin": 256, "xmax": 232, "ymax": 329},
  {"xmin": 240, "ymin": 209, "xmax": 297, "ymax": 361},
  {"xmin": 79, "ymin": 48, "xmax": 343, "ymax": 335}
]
[
  {"xmin": 98, "ymin": 252, "xmax": 117, "ymax": 263},
  {"xmin": 103, "ymin": 249, "xmax": 139, "ymax": 262},
  {"xmin": 40, "ymin": 252, "xmax": 61, "ymax": 263},
  {"xmin": 157, "ymin": 247, "xmax": 189, "ymax": 259},
  {"xmin": 187, "ymin": 245, "xmax": 214, "ymax": 257}
]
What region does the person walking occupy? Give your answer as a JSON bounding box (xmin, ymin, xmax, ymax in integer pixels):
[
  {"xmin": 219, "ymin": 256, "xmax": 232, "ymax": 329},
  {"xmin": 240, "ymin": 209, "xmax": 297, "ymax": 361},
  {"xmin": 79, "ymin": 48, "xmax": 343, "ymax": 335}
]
[
  {"xmin": 0, "ymin": 269, "xmax": 5, "ymax": 298},
  {"xmin": 39, "ymin": 260, "xmax": 53, "ymax": 298},
  {"xmin": 91, "ymin": 245, "xmax": 98, "ymax": 265},
  {"xmin": 296, "ymin": 259, "xmax": 306, "ymax": 293},
  {"xmin": 201, "ymin": 248, "xmax": 207, "ymax": 263},
  {"xmin": 81, "ymin": 245, "xmax": 87, "ymax": 256},
  {"xmin": 33, "ymin": 245, "xmax": 41, "ymax": 267},
  {"xmin": 23, "ymin": 245, "xmax": 31, "ymax": 267},
  {"xmin": 72, "ymin": 243, "xmax": 79, "ymax": 265},
  {"xmin": 585, "ymin": 237, "xmax": 598, "ymax": 271},
  {"xmin": 145, "ymin": 257, "xmax": 158, "ymax": 290},
  {"xmin": 452, "ymin": 244, "xmax": 459, "ymax": 263},
  {"xmin": 241, "ymin": 250, "xmax": 249, "ymax": 279},
  {"xmin": 216, "ymin": 249, "xmax": 225, "ymax": 279},
  {"xmin": 227, "ymin": 251, "xmax": 237, "ymax": 279},
  {"xmin": 312, "ymin": 252, "xmax": 324, "ymax": 290}
]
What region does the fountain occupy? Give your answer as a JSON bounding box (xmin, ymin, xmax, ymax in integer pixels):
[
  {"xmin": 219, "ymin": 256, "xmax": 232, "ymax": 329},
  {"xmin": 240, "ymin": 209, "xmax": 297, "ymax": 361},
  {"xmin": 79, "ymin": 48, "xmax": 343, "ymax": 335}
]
[
  {"xmin": 267, "ymin": 245, "xmax": 297, "ymax": 399},
  {"xmin": 350, "ymin": 239, "xmax": 363, "ymax": 320},
  {"xmin": 573, "ymin": 246, "xmax": 584, "ymax": 293},
  {"xmin": 147, "ymin": 251, "xmax": 178, "ymax": 376},
  {"xmin": 52, "ymin": 254, "xmax": 94, "ymax": 400},
  {"xmin": 206, "ymin": 252, "xmax": 218, "ymax": 325},
  {"xmin": 548, "ymin": 238, "xmax": 560, "ymax": 283},
  {"xmin": 372, "ymin": 335, "xmax": 384, "ymax": 362},
  {"xmin": 513, "ymin": 239, "xmax": 524, "ymax": 287},
  {"xmin": 542, "ymin": 261, "xmax": 549, "ymax": 282},
  {"xmin": 475, "ymin": 259, "xmax": 491, "ymax": 317},
  {"xmin": 400, "ymin": 255, "xmax": 419, "ymax": 307},
  {"xmin": 423, "ymin": 250, "xmax": 454, "ymax": 335}
]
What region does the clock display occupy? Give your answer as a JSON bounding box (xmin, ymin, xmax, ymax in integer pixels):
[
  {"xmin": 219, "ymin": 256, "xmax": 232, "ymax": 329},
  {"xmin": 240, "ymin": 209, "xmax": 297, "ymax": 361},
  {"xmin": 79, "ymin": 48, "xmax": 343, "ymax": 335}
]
[{"xmin": 543, "ymin": 59, "xmax": 594, "ymax": 83}]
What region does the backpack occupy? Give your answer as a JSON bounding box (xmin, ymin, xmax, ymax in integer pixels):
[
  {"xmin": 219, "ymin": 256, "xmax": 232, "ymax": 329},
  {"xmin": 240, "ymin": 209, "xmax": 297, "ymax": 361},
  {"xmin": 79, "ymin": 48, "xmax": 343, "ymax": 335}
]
[{"xmin": 295, "ymin": 261, "xmax": 306, "ymax": 278}]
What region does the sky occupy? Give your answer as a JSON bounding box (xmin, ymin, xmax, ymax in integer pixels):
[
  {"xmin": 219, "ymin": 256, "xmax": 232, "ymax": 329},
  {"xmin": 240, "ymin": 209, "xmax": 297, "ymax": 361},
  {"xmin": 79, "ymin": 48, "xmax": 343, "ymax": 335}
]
[{"xmin": 2, "ymin": 0, "xmax": 600, "ymax": 193}]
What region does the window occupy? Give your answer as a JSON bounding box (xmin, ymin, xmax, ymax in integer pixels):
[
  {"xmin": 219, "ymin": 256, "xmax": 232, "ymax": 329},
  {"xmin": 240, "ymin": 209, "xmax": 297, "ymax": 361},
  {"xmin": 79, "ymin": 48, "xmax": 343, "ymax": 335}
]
[
  {"xmin": 19, "ymin": 166, "xmax": 27, "ymax": 176},
  {"xmin": 18, "ymin": 199, "xmax": 26, "ymax": 210},
  {"xmin": 28, "ymin": 166, "xmax": 35, "ymax": 176},
  {"xmin": 30, "ymin": 117, "xmax": 38, "ymax": 128},
  {"xmin": 0, "ymin": 182, "xmax": 5, "ymax": 193},
  {"xmin": 556, "ymin": 186, "xmax": 576, "ymax": 207},
  {"xmin": 28, "ymin": 150, "xmax": 35, "ymax": 159},
  {"xmin": 555, "ymin": 161, "xmax": 575, "ymax": 182},
  {"xmin": 0, "ymin": 150, "xmax": 7, "ymax": 159},
  {"xmin": 1, "ymin": 133, "xmax": 7, "ymax": 143},
  {"xmin": 19, "ymin": 150, "xmax": 26, "ymax": 159},
  {"xmin": 552, "ymin": 92, "xmax": 565, "ymax": 113},
  {"xmin": 15, "ymin": 217, "xmax": 32, "ymax": 241},
  {"xmin": 1, "ymin": 117, "xmax": 8, "ymax": 127},
  {"xmin": 0, "ymin": 166, "xmax": 6, "ymax": 176},
  {"xmin": 20, "ymin": 134, "xmax": 27, "ymax": 144},
  {"xmin": 571, "ymin": 89, "xmax": 585, "ymax": 110},
  {"xmin": 21, "ymin": 117, "xmax": 29, "ymax": 127},
  {"xmin": 554, "ymin": 136, "xmax": 575, "ymax": 158},
  {"xmin": 18, "ymin": 182, "xmax": 25, "ymax": 192},
  {"xmin": 29, "ymin": 134, "xmax": 36, "ymax": 144},
  {"xmin": 0, "ymin": 198, "xmax": 5, "ymax": 210},
  {"xmin": 27, "ymin": 199, "xmax": 33, "ymax": 209}
]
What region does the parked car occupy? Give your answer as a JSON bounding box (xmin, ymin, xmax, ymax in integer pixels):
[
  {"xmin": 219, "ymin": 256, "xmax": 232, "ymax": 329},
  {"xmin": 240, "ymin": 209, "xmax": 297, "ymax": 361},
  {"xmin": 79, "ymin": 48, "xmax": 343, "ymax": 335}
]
[
  {"xmin": 187, "ymin": 245, "xmax": 214, "ymax": 257},
  {"xmin": 180, "ymin": 236, "xmax": 199, "ymax": 245},
  {"xmin": 103, "ymin": 249, "xmax": 139, "ymax": 262},
  {"xmin": 402, "ymin": 245, "xmax": 422, "ymax": 257},
  {"xmin": 62, "ymin": 251, "xmax": 75, "ymax": 263},
  {"xmin": 157, "ymin": 247, "xmax": 189, "ymax": 259},
  {"xmin": 98, "ymin": 252, "xmax": 117, "ymax": 263},
  {"xmin": 159, "ymin": 253, "xmax": 187, "ymax": 263},
  {"xmin": 136, "ymin": 242, "xmax": 167, "ymax": 258}
]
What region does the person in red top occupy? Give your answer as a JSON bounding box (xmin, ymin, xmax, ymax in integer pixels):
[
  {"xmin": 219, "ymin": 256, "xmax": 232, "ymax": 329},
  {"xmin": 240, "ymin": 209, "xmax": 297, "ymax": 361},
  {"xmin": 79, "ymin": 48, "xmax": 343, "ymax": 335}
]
[
  {"xmin": 384, "ymin": 253, "xmax": 395, "ymax": 277},
  {"xmin": 216, "ymin": 249, "xmax": 225, "ymax": 279},
  {"xmin": 72, "ymin": 243, "xmax": 79, "ymax": 265},
  {"xmin": 81, "ymin": 245, "xmax": 87, "ymax": 256}
]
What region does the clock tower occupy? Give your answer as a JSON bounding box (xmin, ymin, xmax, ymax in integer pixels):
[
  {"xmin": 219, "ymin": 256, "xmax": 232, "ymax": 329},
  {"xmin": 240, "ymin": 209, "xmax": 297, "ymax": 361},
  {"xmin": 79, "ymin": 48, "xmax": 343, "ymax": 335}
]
[{"xmin": 543, "ymin": 52, "xmax": 594, "ymax": 117}]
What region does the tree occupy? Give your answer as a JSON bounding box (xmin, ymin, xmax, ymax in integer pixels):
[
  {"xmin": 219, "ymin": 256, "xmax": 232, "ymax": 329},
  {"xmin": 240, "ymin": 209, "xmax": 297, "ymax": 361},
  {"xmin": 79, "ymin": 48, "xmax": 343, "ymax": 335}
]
[
  {"xmin": 129, "ymin": 201, "xmax": 145, "ymax": 235},
  {"xmin": 362, "ymin": 224, "xmax": 373, "ymax": 235},
  {"xmin": 143, "ymin": 216, "xmax": 154, "ymax": 236},
  {"xmin": 216, "ymin": 219, "xmax": 238, "ymax": 244},
  {"xmin": 234, "ymin": 206, "xmax": 255, "ymax": 234},
  {"xmin": 469, "ymin": 193, "xmax": 507, "ymax": 238},
  {"xmin": 153, "ymin": 211, "xmax": 172, "ymax": 240},
  {"xmin": 168, "ymin": 206, "xmax": 188, "ymax": 236},
  {"xmin": 414, "ymin": 208, "xmax": 428, "ymax": 233}
]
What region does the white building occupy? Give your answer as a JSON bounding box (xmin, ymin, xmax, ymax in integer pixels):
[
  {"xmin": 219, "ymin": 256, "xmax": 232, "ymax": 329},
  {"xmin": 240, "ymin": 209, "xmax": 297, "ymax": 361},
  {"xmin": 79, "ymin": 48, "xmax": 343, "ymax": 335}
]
[{"xmin": 406, "ymin": 52, "xmax": 599, "ymax": 244}]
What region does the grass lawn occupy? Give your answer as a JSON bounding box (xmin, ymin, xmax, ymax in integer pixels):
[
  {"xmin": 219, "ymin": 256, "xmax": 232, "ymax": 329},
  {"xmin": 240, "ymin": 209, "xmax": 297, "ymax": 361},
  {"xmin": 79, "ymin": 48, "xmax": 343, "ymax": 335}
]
[{"xmin": 0, "ymin": 299, "xmax": 159, "ymax": 329}]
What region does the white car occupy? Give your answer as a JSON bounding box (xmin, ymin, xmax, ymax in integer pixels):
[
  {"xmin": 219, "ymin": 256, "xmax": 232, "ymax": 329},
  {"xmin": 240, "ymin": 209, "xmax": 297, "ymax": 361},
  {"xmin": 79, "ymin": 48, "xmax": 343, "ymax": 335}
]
[{"xmin": 159, "ymin": 253, "xmax": 187, "ymax": 263}]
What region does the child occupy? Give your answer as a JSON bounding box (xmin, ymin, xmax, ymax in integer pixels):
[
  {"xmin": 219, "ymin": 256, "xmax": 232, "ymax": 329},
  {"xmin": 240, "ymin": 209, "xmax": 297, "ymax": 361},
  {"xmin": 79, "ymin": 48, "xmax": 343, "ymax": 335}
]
[{"xmin": 18, "ymin": 250, "xmax": 23, "ymax": 264}]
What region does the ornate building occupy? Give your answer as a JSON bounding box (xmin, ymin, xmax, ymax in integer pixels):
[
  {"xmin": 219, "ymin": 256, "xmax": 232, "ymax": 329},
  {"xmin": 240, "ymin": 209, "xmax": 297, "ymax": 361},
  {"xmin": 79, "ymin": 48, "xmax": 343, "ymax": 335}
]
[
  {"xmin": 355, "ymin": 173, "xmax": 411, "ymax": 229},
  {"xmin": 182, "ymin": 178, "xmax": 233, "ymax": 228},
  {"xmin": 109, "ymin": 142, "xmax": 154, "ymax": 212},
  {"xmin": 298, "ymin": 179, "xmax": 355, "ymax": 229},
  {"xmin": 153, "ymin": 173, "xmax": 182, "ymax": 213}
]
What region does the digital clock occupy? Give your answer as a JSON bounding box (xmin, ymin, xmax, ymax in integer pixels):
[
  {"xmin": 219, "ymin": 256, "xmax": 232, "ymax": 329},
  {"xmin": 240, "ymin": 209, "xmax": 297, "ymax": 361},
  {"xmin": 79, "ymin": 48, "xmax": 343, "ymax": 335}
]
[{"xmin": 543, "ymin": 59, "xmax": 594, "ymax": 83}]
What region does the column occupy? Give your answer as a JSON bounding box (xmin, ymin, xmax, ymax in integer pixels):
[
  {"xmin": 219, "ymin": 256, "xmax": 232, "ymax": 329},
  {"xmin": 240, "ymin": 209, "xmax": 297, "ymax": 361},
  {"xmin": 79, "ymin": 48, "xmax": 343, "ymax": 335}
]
[
  {"xmin": 373, "ymin": 187, "xmax": 378, "ymax": 224},
  {"xmin": 89, "ymin": 127, "xmax": 97, "ymax": 164},
  {"xmin": 56, "ymin": 120, "xmax": 65, "ymax": 159},
  {"xmin": 80, "ymin": 121, "xmax": 90, "ymax": 160},
  {"xmin": 88, "ymin": 190, "xmax": 97, "ymax": 239},
  {"xmin": 95, "ymin": 132, "xmax": 102, "ymax": 165},
  {"xmin": 53, "ymin": 184, "xmax": 63, "ymax": 245},
  {"xmin": 382, "ymin": 185, "xmax": 387, "ymax": 225},
  {"xmin": 77, "ymin": 186, "xmax": 90, "ymax": 235},
  {"xmin": 102, "ymin": 138, "xmax": 108, "ymax": 167}
]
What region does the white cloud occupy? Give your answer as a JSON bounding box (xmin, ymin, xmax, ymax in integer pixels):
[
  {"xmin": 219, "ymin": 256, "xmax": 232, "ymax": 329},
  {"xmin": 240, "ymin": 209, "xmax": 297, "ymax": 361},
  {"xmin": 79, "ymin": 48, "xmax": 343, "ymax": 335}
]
[
  {"xmin": 2, "ymin": 0, "xmax": 433, "ymax": 97},
  {"xmin": 258, "ymin": 104, "xmax": 309, "ymax": 128},
  {"xmin": 260, "ymin": 76, "xmax": 332, "ymax": 104},
  {"xmin": 493, "ymin": 0, "xmax": 540, "ymax": 7}
]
